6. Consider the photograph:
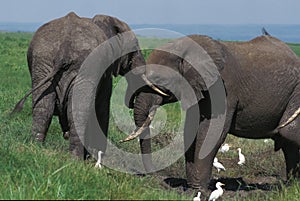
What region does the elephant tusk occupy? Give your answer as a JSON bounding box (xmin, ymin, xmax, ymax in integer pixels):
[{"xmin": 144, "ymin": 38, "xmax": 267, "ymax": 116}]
[
  {"xmin": 142, "ymin": 74, "xmax": 169, "ymax": 97},
  {"xmin": 120, "ymin": 105, "xmax": 158, "ymax": 143},
  {"xmin": 278, "ymin": 107, "xmax": 300, "ymax": 129}
]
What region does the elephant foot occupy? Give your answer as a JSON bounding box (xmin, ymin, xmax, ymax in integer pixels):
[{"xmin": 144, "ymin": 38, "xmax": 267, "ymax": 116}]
[
  {"xmin": 69, "ymin": 143, "xmax": 85, "ymax": 160},
  {"xmin": 63, "ymin": 131, "xmax": 70, "ymax": 140},
  {"xmin": 33, "ymin": 133, "xmax": 46, "ymax": 142}
]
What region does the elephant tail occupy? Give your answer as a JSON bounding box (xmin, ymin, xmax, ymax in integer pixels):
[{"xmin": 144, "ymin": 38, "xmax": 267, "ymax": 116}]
[{"xmin": 11, "ymin": 70, "xmax": 58, "ymax": 114}]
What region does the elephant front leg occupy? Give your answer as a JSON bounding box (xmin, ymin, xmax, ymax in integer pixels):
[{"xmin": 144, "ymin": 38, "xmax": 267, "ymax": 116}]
[
  {"xmin": 185, "ymin": 118, "xmax": 228, "ymax": 198},
  {"xmin": 184, "ymin": 101, "xmax": 230, "ymax": 196},
  {"xmin": 183, "ymin": 104, "xmax": 215, "ymax": 191},
  {"xmin": 81, "ymin": 77, "xmax": 112, "ymax": 159},
  {"xmin": 32, "ymin": 86, "xmax": 56, "ymax": 142},
  {"xmin": 185, "ymin": 117, "xmax": 215, "ymax": 191},
  {"xmin": 139, "ymin": 127, "xmax": 155, "ymax": 173}
]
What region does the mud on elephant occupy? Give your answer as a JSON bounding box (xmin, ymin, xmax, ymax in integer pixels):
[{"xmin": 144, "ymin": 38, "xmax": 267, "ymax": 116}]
[
  {"xmin": 123, "ymin": 33, "xmax": 300, "ymax": 195},
  {"xmin": 13, "ymin": 12, "xmax": 147, "ymax": 158}
]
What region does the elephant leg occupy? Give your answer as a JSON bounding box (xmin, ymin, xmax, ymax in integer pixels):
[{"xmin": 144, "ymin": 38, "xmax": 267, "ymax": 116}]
[
  {"xmin": 57, "ymin": 107, "xmax": 70, "ymax": 140},
  {"xmin": 67, "ymin": 99, "xmax": 85, "ymax": 159},
  {"xmin": 66, "ymin": 89, "xmax": 85, "ymax": 159},
  {"xmin": 32, "ymin": 84, "xmax": 56, "ymax": 142},
  {"xmin": 277, "ymin": 92, "xmax": 300, "ymax": 178},
  {"xmin": 68, "ymin": 118, "xmax": 85, "ymax": 159},
  {"xmin": 185, "ymin": 120, "xmax": 228, "ymax": 187},
  {"xmin": 185, "ymin": 98, "xmax": 234, "ymax": 193},
  {"xmin": 139, "ymin": 127, "xmax": 155, "ymax": 173},
  {"xmin": 95, "ymin": 77, "xmax": 112, "ymax": 153},
  {"xmin": 281, "ymin": 140, "xmax": 300, "ymax": 179},
  {"xmin": 184, "ymin": 104, "xmax": 202, "ymax": 188}
]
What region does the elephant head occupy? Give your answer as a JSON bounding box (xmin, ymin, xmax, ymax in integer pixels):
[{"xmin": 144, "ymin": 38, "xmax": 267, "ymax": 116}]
[
  {"xmin": 123, "ymin": 35, "xmax": 226, "ymax": 142},
  {"xmin": 71, "ymin": 18, "xmax": 148, "ymax": 157},
  {"xmin": 92, "ymin": 14, "xmax": 146, "ymax": 108}
]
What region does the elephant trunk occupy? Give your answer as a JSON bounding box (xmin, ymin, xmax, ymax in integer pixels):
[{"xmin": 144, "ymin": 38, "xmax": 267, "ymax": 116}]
[
  {"xmin": 120, "ymin": 91, "xmax": 163, "ymax": 142},
  {"xmin": 126, "ymin": 91, "xmax": 163, "ymax": 172}
]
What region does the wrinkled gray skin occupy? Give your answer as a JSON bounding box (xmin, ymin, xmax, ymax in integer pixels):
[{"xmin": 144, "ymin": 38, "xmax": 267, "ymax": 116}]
[
  {"xmin": 13, "ymin": 12, "xmax": 146, "ymax": 158},
  {"xmin": 132, "ymin": 34, "xmax": 300, "ymax": 194}
]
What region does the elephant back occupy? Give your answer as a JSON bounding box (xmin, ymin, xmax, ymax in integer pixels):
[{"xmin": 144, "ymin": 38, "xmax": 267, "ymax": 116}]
[
  {"xmin": 187, "ymin": 35, "xmax": 228, "ymax": 72},
  {"xmin": 28, "ymin": 12, "xmax": 106, "ymax": 74},
  {"xmin": 223, "ymin": 35, "xmax": 300, "ymax": 75}
]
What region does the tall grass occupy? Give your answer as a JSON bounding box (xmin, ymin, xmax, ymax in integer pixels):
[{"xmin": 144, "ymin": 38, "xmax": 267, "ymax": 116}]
[{"xmin": 1, "ymin": 32, "xmax": 300, "ymax": 200}]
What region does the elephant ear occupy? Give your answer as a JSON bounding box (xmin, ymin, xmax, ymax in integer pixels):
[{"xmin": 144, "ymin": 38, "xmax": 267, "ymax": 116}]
[
  {"xmin": 92, "ymin": 15, "xmax": 130, "ymax": 38},
  {"xmin": 92, "ymin": 15, "xmax": 136, "ymax": 77},
  {"xmin": 176, "ymin": 36, "xmax": 222, "ymax": 110},
  {"xmin": 179, "ymin": 59, "xmax": 206, "ymax": 110}
]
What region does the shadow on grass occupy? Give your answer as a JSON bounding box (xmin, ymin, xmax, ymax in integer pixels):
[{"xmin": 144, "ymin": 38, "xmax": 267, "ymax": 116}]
[{"xmin": 163, "ymin": 176, "xmax": 282, "ymax": 192}]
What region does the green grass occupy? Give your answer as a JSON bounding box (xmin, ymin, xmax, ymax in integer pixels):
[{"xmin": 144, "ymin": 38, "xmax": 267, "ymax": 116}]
[
  {"xmin": 288, "ymin": 43, "xmax": 300, "ymax": 56},
  {"xmin": 0, "ymin": 32, "xmax": 188, "ymax": 200},
  {"xmin": 1, "ymin": 32, "xmax": 300, "ymax": 200}
]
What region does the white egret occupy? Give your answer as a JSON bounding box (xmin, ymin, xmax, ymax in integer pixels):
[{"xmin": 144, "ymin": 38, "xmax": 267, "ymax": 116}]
[
  {"xmin": 95, "ymin": 150, "xmax": 103, "ymax": 168},
  {"xmin": 208, "ymin": 182, "xmax": 225, "ymax": 201},
  {"xmin": 237, "ymin": 148, "xmax": 245, "ymax": 165},
  {"xmin": 213, "ymin": 157, "xmax": 226, "ymax": 173},
  {"xmin": 193, "ymin": 191, "xmax": 201, "ymax": 201},
  {"xmin": 220, "ymin": 143, "xmax": 231, "ymax": 153}
]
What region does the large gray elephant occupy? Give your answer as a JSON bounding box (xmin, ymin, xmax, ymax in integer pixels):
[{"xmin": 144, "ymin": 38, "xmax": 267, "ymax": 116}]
[
  {"xmin": 123, "ymin": 33, "xmax": 300, "ymax": 195},
  {"xmin": 13, "ymin": 12, "xmax": 146, "ymax": 158}
]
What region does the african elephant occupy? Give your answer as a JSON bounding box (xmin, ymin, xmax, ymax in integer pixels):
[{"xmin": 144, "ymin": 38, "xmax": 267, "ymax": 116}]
[
  {"xmin": 13, "ymin": 12, "xmax": 146, "ymax": 158},
  {"xmin": 123, "ymin": 33, "xmax": 300, "ymax": 195}
]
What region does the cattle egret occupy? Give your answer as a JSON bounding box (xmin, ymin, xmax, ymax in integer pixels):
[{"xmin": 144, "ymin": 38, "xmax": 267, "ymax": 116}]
[
  {"xmin": 193, "ymin": 191, "xmax": 201, "ymax": 201},
  {"xmin": 237, "ymin": 148, "xmax": 245, "ymax": 165},
  {"xmin": 208, "ymin": 182, "xmax": 225, "ymax": 201},
  {"xmin": 213, "ymin": 157, "xmax": 226, "ymax": 172},
  {"xmin": 220, "ymin": 143, "xmax": 231, "ymax": 153},
  {"xmin": 95, "ymin": 150, "xmax": 103, "ymax": 168}
]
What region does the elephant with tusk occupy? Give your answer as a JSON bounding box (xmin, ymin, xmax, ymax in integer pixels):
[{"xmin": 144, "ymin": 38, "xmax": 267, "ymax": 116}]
[{"xmin": 123, "ymin": 32, "xmax": 300, "ymax": 194}]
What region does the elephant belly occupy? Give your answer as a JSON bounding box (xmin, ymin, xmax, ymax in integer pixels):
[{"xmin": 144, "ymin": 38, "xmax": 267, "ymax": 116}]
[{"xmin": 229, "ymin": 108, "xmax": 283, "ymax": 139}]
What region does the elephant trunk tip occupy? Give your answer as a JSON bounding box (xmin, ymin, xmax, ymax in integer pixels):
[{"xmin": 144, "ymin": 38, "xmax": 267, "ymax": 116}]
[
  {"xmin": 120, "ymin": 105, "xmax": 158, "ymax": 143},
  {"xmin": 119, "ymin": 132, "xmax": 136, "ymax": 143}
]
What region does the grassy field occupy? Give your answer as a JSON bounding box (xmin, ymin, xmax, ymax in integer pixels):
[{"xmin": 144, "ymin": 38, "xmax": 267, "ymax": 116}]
[{"xmin": 1, "ymin": 32, "xmax": 300, "ymax": 200}]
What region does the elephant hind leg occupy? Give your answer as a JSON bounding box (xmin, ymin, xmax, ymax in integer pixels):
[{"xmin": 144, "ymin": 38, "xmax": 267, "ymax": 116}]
[
  {"xmin": 274, "ymin": 135, "xmax": 300, "ymax": 180},
  {"xmin": 32, "ymin": 85, "xmax": 56, "ymax": 142},
  {"xmin": 277, "ymin": 130, "xmax": 300, "ymax": 180},
  {"xmin": 277, "ymin": 96, "xmax": 300, "ymax": 179}
]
